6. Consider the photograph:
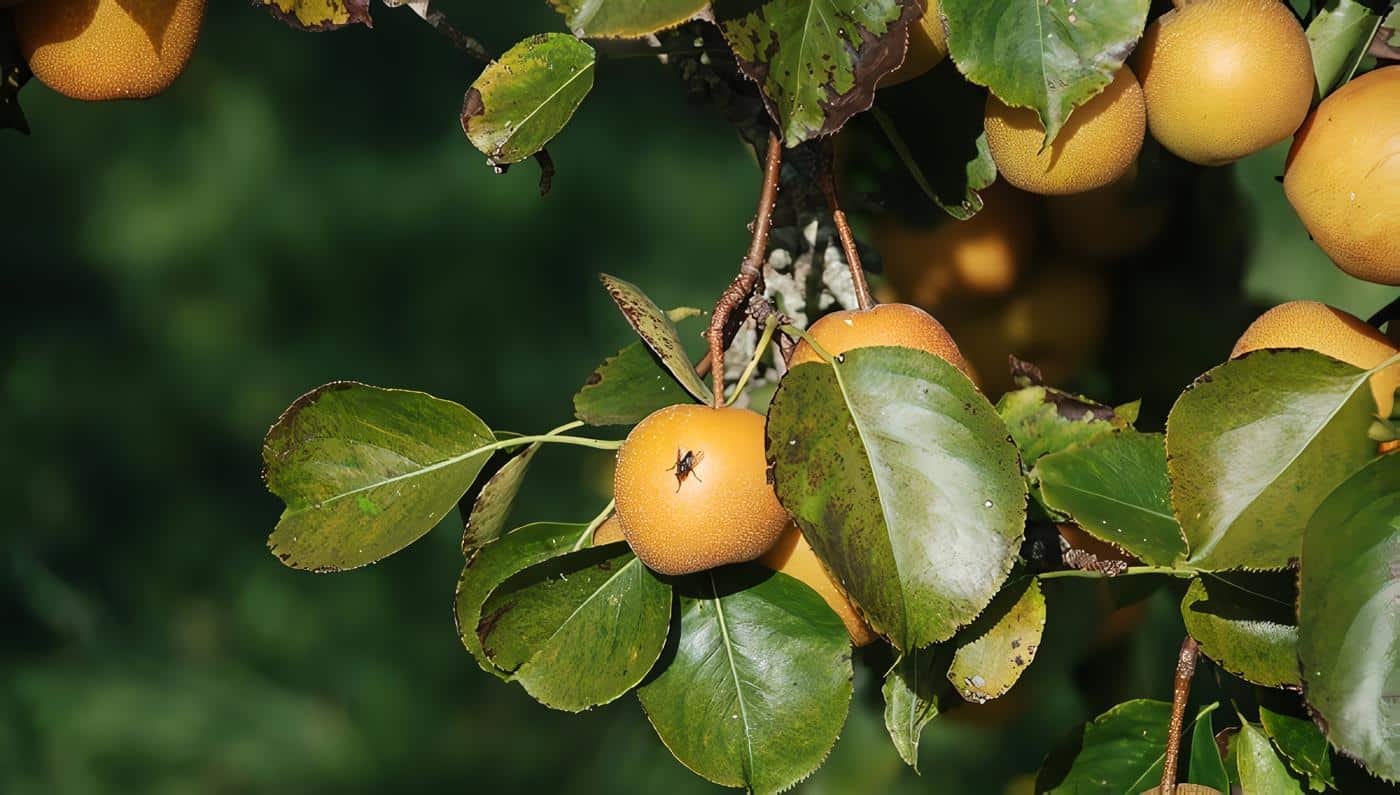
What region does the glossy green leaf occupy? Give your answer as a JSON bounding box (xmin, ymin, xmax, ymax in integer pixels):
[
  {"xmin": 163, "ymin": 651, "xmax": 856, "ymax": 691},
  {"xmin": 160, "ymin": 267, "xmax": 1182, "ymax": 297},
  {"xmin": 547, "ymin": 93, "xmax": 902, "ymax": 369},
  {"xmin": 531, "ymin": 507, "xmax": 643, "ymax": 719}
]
[
  {"xmin": 637, "ymin": 567, "xmax": 853, "ymax": 794},
  {"xmin": 883, "ymin": 645, "xmax": 949, "ymax": 770},
  {"xmin": 455, "ymin": 522, "xmax": 593, "ymax": 678},
  {"xmin": 1038, "ymin": 431, "xmax": 1186, "ymax": 566},
  {"xmin": 766, "ymin": 347, "xmax": 1027, "ymax": 650},
  {"xmin": 1180, "ymin": 577, "xmax": 1299, "ymax": 689},
  {"xmin": 712, "ymin": 0, "xmax": 921, "ymax": 146},
  {"xmin": 1306, "ymin": 0, "xmax": 1381, "ymax": 99},
  {"xmin": 462, "ymin": 34, "xmax": 596, "ymax": 166},
  {"xmin": 263, "ymin": 382, "xmax": 494, "ymax": 571},
  {"xmin": 940, "ymin": 0, "xmax": 1150, "ymax": 142},
  {"xmin": 1298, "ymin": 453, "xmax": 1400, "ymax": 783},
  {"xmin": 599, "ymin": 274, "xmax": 711, "ymax": 404},
  {"xmin": 477, "ymin": 544, "xmax": 671, "ymax": 711},
  {"xmin": 548, "ymin": 0, "xmax": 709, "ymax": 37},
  {"xmin": 1259, "ymin": 706, "xmax": 1334, "ymax": 792},
  {"xmin": 258, "ymin": 0, "xmax": 370, "ymax": 30},
  {"xmin": 1036, "ymin": 699, "xmax": 1170, "ymax": 794},
  {"xmin": 947, "ymin": 578, "xmax": 1045, "ymax": 703},
  {"xmin": 460, "ymin": 436, "xmax": 539, "ymax": 554},
  {"xmin": 573, "ymin": 307, "xmax": 704, "ymax": 426},
  {"xmin": 1237, "ymin": 722, "xmax": 1304, "ymax": 795},
  {"xmin": 871, "ymin": 59, "xmax": 996, "ymax": 220},
  {"xmin": 1189, "ymin": 703, "xmax": 1230, "ymax": 792},
  {"xmin": 1166, "ymin": 350, "xmax": 1376, "ymax": 571}
]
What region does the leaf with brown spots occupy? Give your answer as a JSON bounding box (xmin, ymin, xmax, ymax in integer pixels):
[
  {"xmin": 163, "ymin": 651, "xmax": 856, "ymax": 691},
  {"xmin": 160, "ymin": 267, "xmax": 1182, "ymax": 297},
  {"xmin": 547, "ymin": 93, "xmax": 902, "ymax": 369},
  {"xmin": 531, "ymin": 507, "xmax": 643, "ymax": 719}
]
[
  {"xmin": 599, "ymin": 274, "xmax": 712, "ymax": 404},
  {"xmin": 462, "ymin": 33, "xmax": 596, "ymax": 166},
  {"xmin": 258, "ymin": 0, "xmax": 372, "ymax": 31},
  {"xmin": 947, "ymin": 578, "xmax": 1045, "ymax": 703}
]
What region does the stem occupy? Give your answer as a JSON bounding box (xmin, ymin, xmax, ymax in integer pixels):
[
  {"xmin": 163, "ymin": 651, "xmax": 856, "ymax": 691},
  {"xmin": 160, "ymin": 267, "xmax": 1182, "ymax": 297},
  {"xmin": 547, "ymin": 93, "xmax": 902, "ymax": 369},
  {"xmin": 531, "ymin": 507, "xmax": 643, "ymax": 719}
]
[
  {"xmin": 726, "ymin": 314, "xmax": 780, "ymax": 406},
  {"xmin": 1160, "ymin": 636, "xmax": 1201, "ymax": 794},
  {"xmin": 1035, "ymin": 565, "xmax": 1194, "ymax": 581},
  {"xmin": 819, "ymin": 139, "xmax": 874, "ymax": 311},
  {"xmin": 779, "ymin": 323, "xmax": 837, "ymax": 364},
  {"xmin": 486, "ymin": 433, "xmax": 623, "ymax": 453},
  {"xmin": 708, "ymin": 131, "xmax": 784, "ymax": 407},
  {"xmin": 579, "ymin": 499, "xmax": 617, "ymax": 551},
  {"xmin": 544, "ymin": 419, "xmax": 586, "ymax": 436},
  {"xmin": 393, "ymin": 0, "xmax": 493, "ymax": 63}
]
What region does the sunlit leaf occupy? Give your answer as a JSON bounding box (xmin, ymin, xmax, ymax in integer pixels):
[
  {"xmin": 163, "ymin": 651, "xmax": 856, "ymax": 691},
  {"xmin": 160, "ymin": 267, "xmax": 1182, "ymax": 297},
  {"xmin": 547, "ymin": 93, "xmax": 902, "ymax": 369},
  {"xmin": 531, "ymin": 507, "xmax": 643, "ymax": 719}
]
[
  {"xmin": 767, "ymin": 347, "xmax": 1027, "ymax": 651},
  {"xmin": 882, "ymin": 644, "xmax": 948, "ymax": 770},
  {"xmin": 1180, "ymin": 576, "xmax": 1299, "ymax": 689},
  {"xmin": 548, "ymin": 0, "xmax": 709, "ymax": 38},
  {"xmin": 258, "ymin": 0, "xmax": 370, "ymax": 30},
  {"xmin": 947, "ymin": 578, "xmax": 1045, "ymax": 703},
  {"xmin": 573, "ymin": 307, "xmax": 704, "ymax": 426},
  {"xmin": 1306, "ymin": 0, "xmax": 1381, "ymax": 99},
  {"xmin": 462, "ymin": 34, "xmax": 596, "ymax": 166},
  {"xmin": 599, "ymin": 274, "xmax": 711, "ymax": 404},
  {"xmin": 263, "ymin": 382, "xmax": 494, "ymax": 571},
  {"xmin": 460, "ymin": 433, "xmax": 538, "ymax": 554}
]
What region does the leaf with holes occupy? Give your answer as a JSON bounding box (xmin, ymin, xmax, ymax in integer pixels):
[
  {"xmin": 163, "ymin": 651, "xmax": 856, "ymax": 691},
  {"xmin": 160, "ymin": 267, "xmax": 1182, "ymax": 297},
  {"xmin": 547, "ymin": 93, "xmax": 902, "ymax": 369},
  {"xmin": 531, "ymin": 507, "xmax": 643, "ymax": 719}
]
[
  {"xmin": 1259, "ymin": 706, "xmax": 1334, "ymax": 792},
  {"xmin": 1238, "ymin": 722, "xmax": 1304, "ymax": 794},
  {"xmin": 548, "ymin": 0, "xmax": 710, "ymax": 38},
  {"xmin": 712, "ymin": 0, "xmax": 922, "ymax": 146},
  {"xmin": 476, "ymin": 543, "xmax": 671, "ymax": 711},
  {"xmin": 1167, "ymin": 350, "xmax": 1376, "ymax": 571},
  {"xmin": 1298, "ymin": 453, "xmax": 1400, "ymax": 783},
  {"xmin": 1037, "ymin": 431, "xmax": 1186, "ymax": 566},
  {"xmin": 941, "ymin": 0, "xmax": 1149, "ymax": 143},
  {"xmin": 258, "ymin": 0, "xmax": 370, "ymax": 30},
  {"xmin": 455, "ymin": 521, "xmax": 593, "ymax": 679},
  {"xmin": 462, "ymin": 34, "xmax": 596, "ymax": 166},
  {"xmin": 263, "ymin": 382, "xmax": 495, "ymax": 571},
  {"xmin": 883, "ymin": 644, "xmax": 950, "ymax": 770},
  {"xmin": 1037, "ymin": 699, "xmax": 1170, "ymax": 794},
  {"xmin": 637, "ymin": 566, "xmax": 853, "ymax": 794},
  {"xmin": 767, "ymin": 347, "xmax": 1026, "ymax": 651},
  {"xmin": 1180, "ymin": 576, "xmax": 1299, "ymax": 689},
  {"xmin": 574, "ymin": 307, "xmax": 705, "ymax": 426},
  {"xmin": 599, "ymin": 274, "xmax": 711, "ymax": 404},
  {"xmin": 947, "ymin": 578, "xmax": 1045, "ymax": 703}
]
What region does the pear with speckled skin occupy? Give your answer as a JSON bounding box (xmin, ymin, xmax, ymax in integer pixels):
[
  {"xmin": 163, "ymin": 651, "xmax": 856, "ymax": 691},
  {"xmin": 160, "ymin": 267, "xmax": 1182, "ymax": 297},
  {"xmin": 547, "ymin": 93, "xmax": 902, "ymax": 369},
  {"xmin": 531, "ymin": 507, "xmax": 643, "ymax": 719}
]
[
  {"xmin": 15, "ymin": 0, "xmax": 205, "ymax": 100},
  {"xmin": 790, "ymin": 303, "xmax": 976, "ymax": 385}
]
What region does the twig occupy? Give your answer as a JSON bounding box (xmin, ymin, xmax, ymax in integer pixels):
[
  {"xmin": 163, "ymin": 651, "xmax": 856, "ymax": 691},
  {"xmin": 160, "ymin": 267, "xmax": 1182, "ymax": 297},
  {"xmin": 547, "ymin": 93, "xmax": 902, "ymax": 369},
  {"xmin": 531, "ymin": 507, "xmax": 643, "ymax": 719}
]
[
  {"xmin": 707, "ymin": 131, "xmax": 784, "ymax": 407},
  {"xmin": 392, "ymin": 0, "xmax": 493, "ymax": 63},
  {"xmin": 1160, "ymin": 636, "xmax": 1201, "ymax": 794},
  {"xmin": 819, "ymin": 139, "xmax": 874, "ymax": 311},
  {"xmin": 533, "ymin": 150, "xmax": 556, "ymax": 197}
]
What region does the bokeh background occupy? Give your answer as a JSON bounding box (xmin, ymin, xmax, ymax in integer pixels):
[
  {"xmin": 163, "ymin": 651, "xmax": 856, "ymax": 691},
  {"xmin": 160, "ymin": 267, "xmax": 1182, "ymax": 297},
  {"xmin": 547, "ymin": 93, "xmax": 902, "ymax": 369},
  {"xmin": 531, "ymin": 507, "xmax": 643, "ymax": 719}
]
[{"xmin": 3, "ymin": 3, "xmax": 1395, "ymax": 793}]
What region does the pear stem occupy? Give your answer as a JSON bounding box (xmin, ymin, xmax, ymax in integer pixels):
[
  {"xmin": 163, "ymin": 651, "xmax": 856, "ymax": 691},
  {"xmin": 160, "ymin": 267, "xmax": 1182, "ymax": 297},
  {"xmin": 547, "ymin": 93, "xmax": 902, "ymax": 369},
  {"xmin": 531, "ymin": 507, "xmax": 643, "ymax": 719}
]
[
  {"xmin": 820, "ymin": 139, "xmax": 875, "ymax": 311},
  {"xmin": 1160, "ymin": 636, "xmax": 1200, "ymax": 794}
]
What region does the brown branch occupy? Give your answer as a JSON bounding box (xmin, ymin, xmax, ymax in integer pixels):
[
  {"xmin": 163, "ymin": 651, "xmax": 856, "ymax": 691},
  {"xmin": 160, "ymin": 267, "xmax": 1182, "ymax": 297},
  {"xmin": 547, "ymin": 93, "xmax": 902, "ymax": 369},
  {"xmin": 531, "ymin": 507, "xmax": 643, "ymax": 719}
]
[
  {"xmin": 392, "ymin": 1, "xmax": 494, "ymax": 63},
  {"xmin": 819, "ymin": 140, "xmax": 874, "ymax": 311},
  {"xmin": 707, "ymin": 131, "xmax": 783, "ymax": 407},
  {"xmin": 1160, "ymin": 636, "xmax": 1201, "ymax": 794}
]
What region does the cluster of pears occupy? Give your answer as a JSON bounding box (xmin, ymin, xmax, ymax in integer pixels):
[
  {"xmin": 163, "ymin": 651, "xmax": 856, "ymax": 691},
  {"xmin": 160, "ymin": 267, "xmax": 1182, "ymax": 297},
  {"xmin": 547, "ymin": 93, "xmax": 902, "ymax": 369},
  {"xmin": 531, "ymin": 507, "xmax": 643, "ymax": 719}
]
[
  {"xmin": 604, "ymin": 303, "xmax": 972, "ymax": 645},
  {"xmin": 11, "ymin": 0, "xmax": 205, "ymax": 100}
]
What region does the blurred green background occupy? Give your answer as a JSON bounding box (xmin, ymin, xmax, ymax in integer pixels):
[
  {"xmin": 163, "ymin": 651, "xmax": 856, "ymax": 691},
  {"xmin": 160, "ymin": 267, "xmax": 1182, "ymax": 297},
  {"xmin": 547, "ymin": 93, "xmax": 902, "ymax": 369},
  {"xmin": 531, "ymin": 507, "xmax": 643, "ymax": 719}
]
[{"xmin": 3, "ymin": 4, "xmax": 1395, "ymax": 794}]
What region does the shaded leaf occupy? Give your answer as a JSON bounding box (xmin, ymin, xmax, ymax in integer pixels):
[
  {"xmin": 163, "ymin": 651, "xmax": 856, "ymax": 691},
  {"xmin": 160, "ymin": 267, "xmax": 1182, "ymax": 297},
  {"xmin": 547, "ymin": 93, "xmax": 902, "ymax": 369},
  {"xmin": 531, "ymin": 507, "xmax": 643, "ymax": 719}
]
[
  {"xmin": 573, "ymin": 307, "xmax": 704, "ymax": 426},
  {"xmin": 258, "ymin": 0, "xmax": 371, "ymax": 30},
  {"xmin": 1166, "ymin": 350, "xmax": 1376, "ymax": 571},
  {"xmin": 1189, "ymin": 703, "xmax": 1230, "ymax": 792},
  {"xmin": 462, "ymin": 34, "xmax": 595, "ymax": 166},
  {"xmin": 947, "ymin": 578, "xmax": 1045, "ymax": 703},
  {"xmin": 263, "ymin": 382, "xmax": 494, "ymax": 571},
  {"xmin": 1306, "ymin": 0, "xmax": 1381, "ymax": 99},
  {"xmin": 460, "ymin": 433, "xmax": 537, "ymax": 554},
  {"xmin": 1180, "ymin": 576, "xmax": 1300, "ymax": 689},
  {"xmin": 882, "ymin": 644, "xmax": 949, "ymax": 770},
  {"xmin": 1297, "ymin": 453, "xmax": 1400, "ymax": 783},
  {"xmin": 454, "ymin": 522, "xmax": 593, "ymax": 679},
  {"xmin": 549, "ymin": 0, "xmax": 709, "ymax": 38},
  {"xmin": 1036, "ymin": 698, "xmax": 1170, "ymax": 794},
  {"xmin": 477, "ymin": 544, "xmax": 671, "ymax": 711},
  {"xmin": 599, "ymin": 274, "xmax": 711, "ymax": 404},
  {"xmin": 637, "ymin": 566, "xmax": 853, "ymax": 794},
  {"xmin": 2, "ymin": 15, "xmax": 30, "ymax": 134},
  {"xmin": 1037, "ymin": 431, "xmax": 1186, "ymax": 566},
  {"xmin": 766, "ymin": 347, "xmax": 1027, "ymax": 651},
  {"xmin": 1259, "ymin": 706, "xmax": 1334, "ymax": 792},
  {"xmin": 1237, "ymin": 722, "xmax": 1304, "ymax": 795},
  {"xmin": 941, "ymin": 0, "xmax": 1150, "ymax": 142},
  {"xmin": 712, "ymin": 0, "xmax": 922, "ymax": 146}
]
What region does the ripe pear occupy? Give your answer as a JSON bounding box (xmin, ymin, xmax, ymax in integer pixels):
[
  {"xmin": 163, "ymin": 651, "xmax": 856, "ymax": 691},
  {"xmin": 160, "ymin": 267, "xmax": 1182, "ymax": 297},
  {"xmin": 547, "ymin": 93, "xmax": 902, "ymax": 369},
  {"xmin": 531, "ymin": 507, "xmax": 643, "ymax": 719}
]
[
  {"xmin": 759, "ymin": 523, "xmax": 878, "ymax": 646},
  {"xmin": 789, "ymin": 303, "xmax": 976, "ymax": 384},
  {"xmin": 880, "ymin": 0, "xmax": 947, "ymax": 88}
]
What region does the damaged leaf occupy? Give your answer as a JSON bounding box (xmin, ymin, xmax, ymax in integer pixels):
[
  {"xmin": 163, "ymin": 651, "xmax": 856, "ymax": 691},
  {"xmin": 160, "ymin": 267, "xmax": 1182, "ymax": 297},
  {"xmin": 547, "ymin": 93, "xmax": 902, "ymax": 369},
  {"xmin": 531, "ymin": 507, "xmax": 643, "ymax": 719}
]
[
  {"xmin": 258, "ymin": 0, "xmax": 371, "ymax": 31},
  {"xmin": 549, "ymin": 0, "xmax": 710, "ymax": 38},
  {"xmin": 947, "ymin": 578, "xmax": 1046, "ymax": 703},
  {"xmin": 462, "ymin": 33, "xmax": 595, "ymax": 166}
]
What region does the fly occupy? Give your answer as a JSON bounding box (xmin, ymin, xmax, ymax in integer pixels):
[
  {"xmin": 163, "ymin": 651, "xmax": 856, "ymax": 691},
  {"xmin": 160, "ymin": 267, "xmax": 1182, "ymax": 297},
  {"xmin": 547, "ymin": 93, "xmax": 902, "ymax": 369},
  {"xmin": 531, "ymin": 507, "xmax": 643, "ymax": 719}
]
[{"xmin": 667, "ymin": 449, "xmax": 704, "ymax": 492}]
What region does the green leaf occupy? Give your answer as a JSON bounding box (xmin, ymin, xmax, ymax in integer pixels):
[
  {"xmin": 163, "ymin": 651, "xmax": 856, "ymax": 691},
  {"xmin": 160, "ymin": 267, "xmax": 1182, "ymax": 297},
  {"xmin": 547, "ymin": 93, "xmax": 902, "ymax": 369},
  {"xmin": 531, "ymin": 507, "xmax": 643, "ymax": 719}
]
[
  {"xmin": 1036, "ymin": 699, "xmax": 1170, "ymax": 794},
  {"xmin": 1180, "ymin": 577, "xmax": 1300, "ymax": 689},
  {"xmin": 1259, "ymin": 706, "xmax": 1335, "ymax": 792},
  {"xmin": 766, "ymin": 347, "xmax": 1027, "ymax": 650},
  {"xmin": 712, "ymin": 0, "xmax": 922, "ymax": 146},
  {"xmin": 599, "ymin": 274, "xmax": 711, "ymax": 405},
  {"xmin": 637, "ymin": 566, "xmax": 853, "ymax": 794},
  {"xmin": 573, "ymin": 307, "xmax": 704, "ymax": 426},
  {"xmin": 1, "ymin": 16, "xmax": 31, "ymax": 134},
  {"xmin": 1166, "ymin": 350, "xmax": 1377, "ymax": 571},
  {"xmin": 940, "ymin": 0, "xmax": 1150, "ymax": 143},
  {"xmin": 1306, "ymin": 0, "xmax": 1382, "ymax": 100},
  {"xmin": 1189, "ymin": 703, "xmax": 1230, "ymax": 792},
  {"xmin": 461, "ymin": 34, "xmax": 596, "ymax": 166},
  {"xmin": 947, "ymin": 578, "xmax": 1045, "ymax": 703},
  {"xmin": 1298, "ymin": 453, "xmax": 1400, "ymax": 783},
  {"xmin": 258, "ymin": 0, "xmax": 370, "ymax": 30},
  {"xmin": 454, "ymin": 521, "xmax": 593, "ymax": 679},
  {"xmin": 1037, "ymin": 431, "xmax": 1186, "ymax": 566},
  {"xmin": 460, "ymin": 436, "xmax": 539, "ymax": 554},
  {"xmin": 548, "ymin": 0, "xmax": 709, "ymax": 38},
  {"xmin": 1237, "ymin": 722, "xmax": 1304, "ymax": 795},
  {"xmin": 477, "ymin": 544, "xmax": 671, "ymax": 712},
  {"xmin": 263, "ymin": 382, "xmax": 495, "ymax": 571},
  {"xmin": 870, "ymin": 59, "xmax": 997, "ymax": 220},
  {"xmin": 882, "ymin": 645, "xmax": 948, "ymax": 771}
]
